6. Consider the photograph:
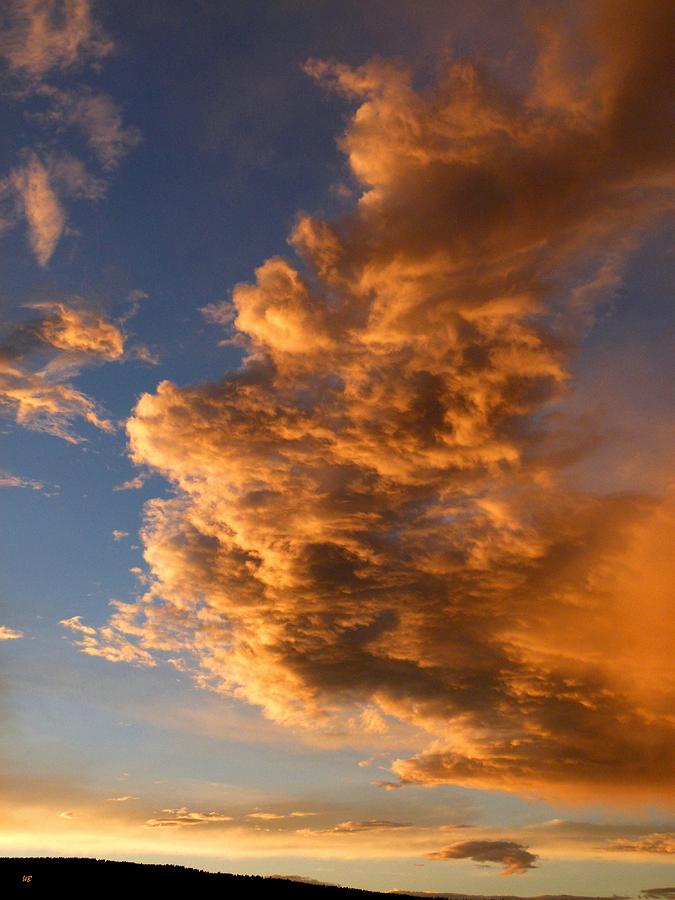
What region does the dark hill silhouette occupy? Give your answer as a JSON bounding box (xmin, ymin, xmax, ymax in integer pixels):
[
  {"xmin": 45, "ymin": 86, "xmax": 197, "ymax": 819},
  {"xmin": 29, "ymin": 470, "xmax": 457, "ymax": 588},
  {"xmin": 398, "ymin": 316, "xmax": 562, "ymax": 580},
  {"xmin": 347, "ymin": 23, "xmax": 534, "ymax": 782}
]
[
  {"xmin": 0, "ymin": 857, "xmax": 434, "ymax": 900},
  {"xmin": 0, "ymin": 858, "xmax": 630, "ymax": 900}
]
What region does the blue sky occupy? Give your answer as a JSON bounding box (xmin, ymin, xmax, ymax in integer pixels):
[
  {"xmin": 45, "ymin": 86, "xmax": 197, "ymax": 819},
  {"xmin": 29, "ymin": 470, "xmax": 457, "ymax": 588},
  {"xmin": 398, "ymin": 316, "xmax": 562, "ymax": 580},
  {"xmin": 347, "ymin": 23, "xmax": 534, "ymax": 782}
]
[{"xmin": 1, "ymin": 1, "xmax": 674, "ymax": 896}]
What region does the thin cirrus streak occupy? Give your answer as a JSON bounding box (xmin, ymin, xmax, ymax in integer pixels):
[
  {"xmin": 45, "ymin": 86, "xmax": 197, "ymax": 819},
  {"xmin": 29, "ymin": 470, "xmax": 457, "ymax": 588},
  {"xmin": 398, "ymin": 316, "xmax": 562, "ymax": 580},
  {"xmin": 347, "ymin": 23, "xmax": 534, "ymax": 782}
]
[{"xmin": 64, "ymin": 1, "xmax": 675, "ymax": 802}]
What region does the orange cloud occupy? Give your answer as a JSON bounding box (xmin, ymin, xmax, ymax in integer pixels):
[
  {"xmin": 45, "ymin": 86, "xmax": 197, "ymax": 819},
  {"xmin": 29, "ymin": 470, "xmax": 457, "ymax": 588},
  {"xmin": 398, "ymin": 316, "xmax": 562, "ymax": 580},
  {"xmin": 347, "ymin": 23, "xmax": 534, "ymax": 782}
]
[
  {"xmin": 8, "ymin": 152, "xmax": 106, "ymax": 265},
  {"xmin": 608, "ymin": 834, "xmax": 675, "ymax": 855},
  {"xmin": 0, "ymin": 301, "xmax": 146, "ymax": 442},
  {"xmin": 0, "ymin": 0, "xmax": 111, "ymax": 78},
  {"xmin": 60, "ymin": 608, "xmax": 158, "ymax": 666},
  {"xmin": 0, "ymin": 626, "xmax": 24, "ymax": 640},
  {"xmin": 0, "ymin": 470, "xmax": 44, "ymax": 490},
  {"xmin": 145, "ymin": 808, "xmax": 234, "ymax": 828},
  {"xmin": 11, "ymin": 155, "xmax": 64, "ymax": 266},
  {"xmin": 112, "ymin": 474, "xmax": 148, "ymax": 492},
  {"xmin": 323, "ymin": 820, "xmax": 411, "ymax": 834},
  {"xmin": 68, "ymin": 2, "xmax": 675, "ymax": 803},
  {"xmin": 33, "ymin": 302, "xmax": 125, "ymax": 360}
]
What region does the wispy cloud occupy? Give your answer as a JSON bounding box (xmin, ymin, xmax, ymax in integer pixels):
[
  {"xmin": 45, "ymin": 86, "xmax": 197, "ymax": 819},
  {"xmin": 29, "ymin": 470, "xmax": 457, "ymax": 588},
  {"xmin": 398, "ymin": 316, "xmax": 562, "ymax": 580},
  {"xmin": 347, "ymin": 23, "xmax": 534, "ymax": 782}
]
[
  {"xmin": 323, "ymin": 820, "xmax": 412, "ymax": 834},
  {"xmin": 246, "ymin": 812, "xmax": 285, "ymax": 821},
  {"xmin": 38, "ymin": 87, "xmax": 142, "ymax": 170},
  {"xmin": 608, "ymin": 834, "xmax": 675, "ymax": 855},
  {"xmin": 60, "ymin": 608, "xmax": 157, "ymax": 667},
  {"xmin": 113, "ymin": 474, "xmax": 148, "ymax": 492},
  {"xmin": 0, "ymin": 0, "xmax": 111, "ymax": 78},
  {"xmin": 0, "ymin": 302, "xmax": 123, "ymax": 441},
  {"xmin": 145, "ymin": 807, "xmax": 234, "ymax": 828},
  {"xmin": 0, "ymin": 0, "xmax": 138, "ymax": 264},
  {"xmin": 0, "ymin": 469, "xmax": 44, "ymax": 490}
]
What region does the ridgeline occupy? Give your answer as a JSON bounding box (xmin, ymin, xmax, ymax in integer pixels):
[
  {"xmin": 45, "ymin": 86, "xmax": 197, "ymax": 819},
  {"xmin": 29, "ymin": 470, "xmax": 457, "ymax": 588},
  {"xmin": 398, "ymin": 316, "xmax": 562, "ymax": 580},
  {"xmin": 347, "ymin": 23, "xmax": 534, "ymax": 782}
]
[{"xmin": 0, "ymin": 858, "xmax": 432, "ymax": 900}]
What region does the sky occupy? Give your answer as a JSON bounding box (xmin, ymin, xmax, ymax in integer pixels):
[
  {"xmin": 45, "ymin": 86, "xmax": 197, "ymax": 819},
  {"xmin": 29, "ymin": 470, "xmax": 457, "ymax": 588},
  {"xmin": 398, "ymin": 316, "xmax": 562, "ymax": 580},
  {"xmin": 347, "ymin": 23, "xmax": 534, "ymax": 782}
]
[{"xmin": 0, "ymin": 0, "xmax": 674, "ymax": 896}]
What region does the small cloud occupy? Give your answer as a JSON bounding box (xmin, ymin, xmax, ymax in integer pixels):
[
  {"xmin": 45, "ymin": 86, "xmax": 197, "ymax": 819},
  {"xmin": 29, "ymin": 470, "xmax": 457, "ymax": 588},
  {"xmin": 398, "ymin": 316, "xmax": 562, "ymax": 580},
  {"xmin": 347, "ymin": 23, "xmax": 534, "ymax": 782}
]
[
  {"xmin": 426, "ymin": 839, "xmax": 538, "ymax": 876},
  {"xmin": 0, "ymin": 0, "xmax": 112, "ymax": 78},
  {"xmin": 49, "ymin": 88, "xmax": 142, "ymax": 170},
  {"xmin": 289, "ymin": 811, "xmax": 318, "ymax": 817},
  {"xmin": 325, "ymin": 820, "xmax": 411, "ymax": 834},
  {"xmin": 59, "ymin": 615, "xmax": 96, "ymax": 636},
  {"xmin": 60, "ymin": 604, "xmax": 157, "ymax": 668},
  {"xmin": 0, "ymin": 625, "xmax": 24, "ymax": 640},
  {"xmin": 200, "ymin": 301, "xmax": 235, "ymax": 327},
  {"xmin": 126, "ymin": 344, "xmax": 158, "ymax": 365},
  {"xmin": 357, "ymin": 757, "xmax": 375, "ymax": 768},
  {"xmin": 119, "ymin": 290, "xmax": 150, "ymax": 325},
  {"xmin": 105, "ymin": 796, "xmax": 139, "ymax": 802},
  {"xmin": 112, "ymin": 474, "xmax": 147, "ymax": 492},
  {"xmin": 330, "ymin": 182, "xmax": 354, "ymax": 199},
  {"xmin": 11, "ymin": 154, "xmax": 64, "ymax": 266},
  {"xmin": 58, "ymin": 811, "xmax": 73, "ymax": 819},
  {"xmin": 0, "ymin": 470, "xmax": 44, "ymax": 490},
  {"xmin": 372, "ymin": 780, "xmax": 403, "ymax": 791},
  {"xmin": 112, "ymin": 530, "xmax": 129, "ymax": 541},
  {"xmin": 247, "ymin": 812, "xmax": 285, "ymax": 820},
  {"xmin": 145, "ymin": 807, "xmax": 234, "ymax": 828},
  {"xmin": 609, "ymin": 834, "xmax": 675, "ymax": 855},
  {"xmin": 349, "ymin": 707, "xmax": 388, "ymax": 734}
]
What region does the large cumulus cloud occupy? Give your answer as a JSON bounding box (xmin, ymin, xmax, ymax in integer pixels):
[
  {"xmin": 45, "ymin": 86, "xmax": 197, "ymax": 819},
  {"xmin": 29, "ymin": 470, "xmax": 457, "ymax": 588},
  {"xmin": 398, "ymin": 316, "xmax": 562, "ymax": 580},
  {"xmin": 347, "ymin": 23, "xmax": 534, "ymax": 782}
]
[{"xmin": 69, "ymin": 1, "xmax": 675, "ymax": 801}]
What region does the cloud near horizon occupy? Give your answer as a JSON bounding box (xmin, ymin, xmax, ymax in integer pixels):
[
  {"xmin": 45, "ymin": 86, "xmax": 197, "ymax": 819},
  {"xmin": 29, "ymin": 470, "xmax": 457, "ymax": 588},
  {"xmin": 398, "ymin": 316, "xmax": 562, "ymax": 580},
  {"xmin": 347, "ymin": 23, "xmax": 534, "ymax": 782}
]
[
  {"xmin": 145, "ymin": 807, "xmax": 234, "ymax": 828},
  {"xmin": 426, "ymin": 839, "xmax": 538, "ymax": 876},
  {"xmin": 322, "ymin": 820, "xmax": 411, "ymax": 834},
  {"xmin": 64, "ymin": 2, "xmax": 675, "ymax": 803},
  {"xmin": 607, "ymin": 833, "xmax": 675, "ymax": 855}
]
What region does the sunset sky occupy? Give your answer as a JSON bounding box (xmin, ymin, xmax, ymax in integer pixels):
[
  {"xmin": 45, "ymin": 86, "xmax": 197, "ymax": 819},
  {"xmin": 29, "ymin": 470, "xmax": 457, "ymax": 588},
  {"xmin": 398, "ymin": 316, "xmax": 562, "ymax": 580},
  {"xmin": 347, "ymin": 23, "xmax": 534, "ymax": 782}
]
[{"xmin": 1, "ymin": 1, "xmax": 674, "ymax": 896}]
